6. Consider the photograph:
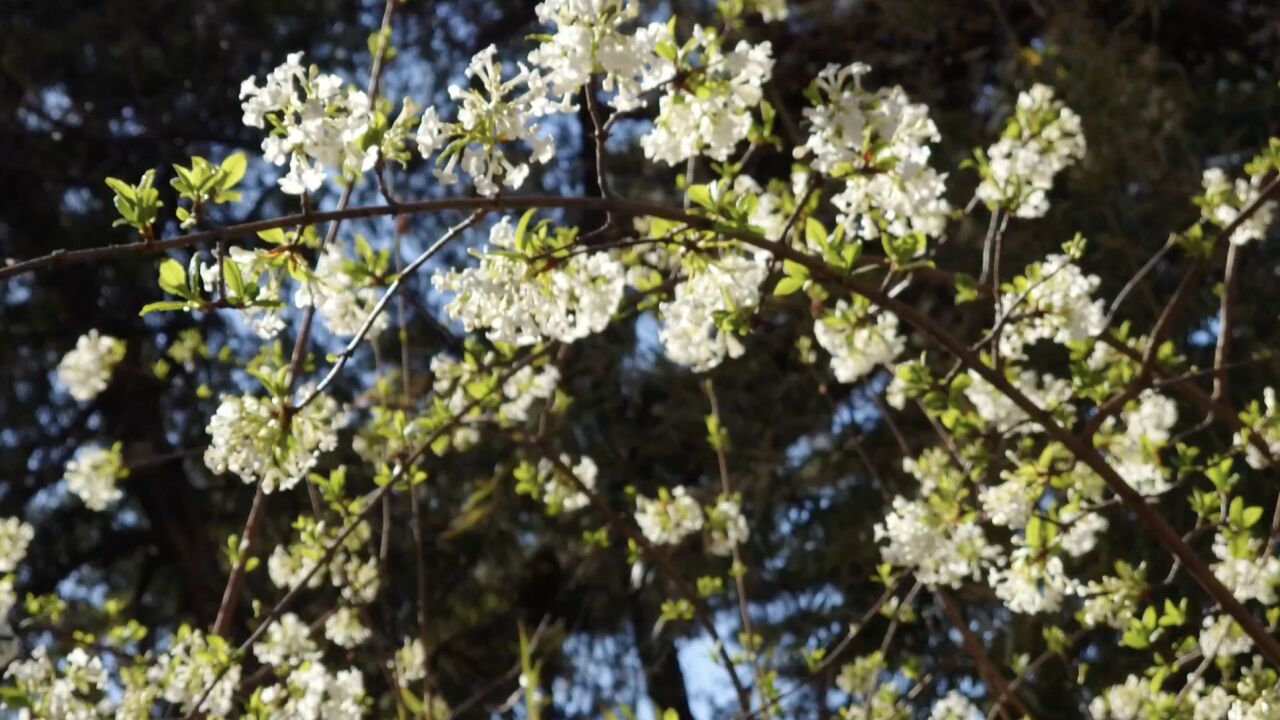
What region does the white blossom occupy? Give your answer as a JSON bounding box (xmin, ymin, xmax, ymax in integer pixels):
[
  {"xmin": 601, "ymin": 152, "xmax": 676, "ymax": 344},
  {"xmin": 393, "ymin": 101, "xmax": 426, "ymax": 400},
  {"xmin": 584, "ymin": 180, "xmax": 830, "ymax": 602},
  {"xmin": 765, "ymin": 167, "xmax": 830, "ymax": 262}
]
[
  {"xmin": 797, "ymin": 63, "xmax": 950, "ymax": 242},
  {"xmin": 705, "ymin": 493, "xmax": 749, "ymax": 556},
  {"xmin": 635, "ymin": 486, "xmax": 705, "ymax": 546},
  {"xmin": 976, "ymin": 84, "xmax": 1086, "ymax": 218},
  {"xmin": 1211, "ymin": 532, "xmax": 1280, "ymax": 605},
  {"xmin": 990, "ymin": 546, "xmax": 1075, "ymax": 614},
  {"xmin": 534, "ymin": 454, "xmax": 597, "ymax": 513},
  {"xmin": 928, "ymin": 691, "xmax": 981, "ymax": 720},
  {"xmin": 294, "ymin": 242, "xmax": 388, "ymax": 338},
  {"xmin": 203, "ymin": 388, "xmax": 342, "ymax": 493},
  {"xmin": 658, "ymin": 253, "xmax": 768, "ymax": 372},
  {"xmin": 500, "ymin": 365, "xmax": 561, "ymax": 423},
  {"xmin": 1201, "ymin": 167, "xmax": 1277, "ymax": 245},
  {"xmin": 324, "ymin": 607, "xmax": 371, "ymax": 649},
  {"xmin": 813, "ymin": 298, "xmax": 905, "ymax": 384},
  {"xmin": 56, "ymin": 330, "xmax": 125, "ymax": 402},
  {"xmin": 393, "ymin": 637, "xmax": 427, "ymax": 683},
  {"xmin": 434, "ymin": 218, "xmax": 625, "ymax": 346},
  {"xmin": 148, "ymin": 626, "xmax": 241, "ymax": 718},
  {"xmin": 64, "ymin": 443, "xmax": 125, "ymax": 511},
  {"xmin": 0, "ymin": 518, "xmax": 34, "ymax": 573},
  {"xmin": 1236, "ymin": 387, "xmax": 1280, "ymax": 470},
  {"xmin": 253, "ymin": 612, "xmax": 321, "ymax": 668},
  {"xmin": 997, "ymin": 253, "xmax": 1104, "ymax": 360}
]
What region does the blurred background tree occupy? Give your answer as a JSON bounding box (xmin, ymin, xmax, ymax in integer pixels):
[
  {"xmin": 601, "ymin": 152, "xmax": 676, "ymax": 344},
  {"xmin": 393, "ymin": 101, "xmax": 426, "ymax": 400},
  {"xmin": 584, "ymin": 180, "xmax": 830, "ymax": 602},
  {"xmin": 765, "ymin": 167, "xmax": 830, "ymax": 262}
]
[{"xmin": 2, "ymin": 0, "xmax": 1278, "ymax": 716}]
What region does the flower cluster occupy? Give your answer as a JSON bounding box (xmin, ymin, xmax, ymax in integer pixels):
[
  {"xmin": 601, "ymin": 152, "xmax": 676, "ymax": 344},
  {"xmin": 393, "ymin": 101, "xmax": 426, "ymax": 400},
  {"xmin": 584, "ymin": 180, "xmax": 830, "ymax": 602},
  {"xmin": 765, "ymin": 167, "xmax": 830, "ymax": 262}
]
[
  {"xmin": 4, "ymin": 647, "xmax": 108, "ymax": 719},
  {"xmin": 796, "ymin": 62, "xmax": 950, "ymax": 242},
  {"xmin": 269, "ymin": 516, "xmax": 380, "ymax": 605},
  {"xmin": 528, "ymin": 0, "xmax": 671, "ymax": 112},
  {"xmin": 434, "ymin": 217, "xmax": 625, "ymax": 346},
  {"xmin": 813, "ymin": 296, "xmax": 906, "ymax": 384},
  {"xmin": 1236, "ymin": 387, "xmax": 1280, "ymax": 470},
  {"xmin": 416, "ymin": 46, "xmax": 562, "ymax": 196},
  {"xmin": 1200, "ymin": 167, "xmax": 1277, "ymax": 245},
  {"xmin": 56, "ymin": 330, "xmax": 125, "ymax": 402},
  {"xmin": 294, "ymin": 242, "xmax": 388, "ymax": 339},
  {"xmin": 203, "ymin": 389, "xmax": 342, "ymax": 493},
  {"xmin": 640, "ymin": 27, "xmax": 773, "ymax": 165},
  {"xmin": 0, "ymin": 517, "xmax": 33, "ymax": 573},
  {"xmin": 63, "ymin": 442, "xmax": 126, "ymax": 511},
  {"xmin": 148, "ymin": 626, "xmax": 241, "ymax": 717},
  {"xmin": 240, "ymin": 52, "xmax": 377, "ymax": 195},
  {"xmin": 658, "ymin": 252, "xmax": 768, "ymax": 371},
  {"xmin": 975, "ymin": 84, "xmax": 1086, "ymax": 218},
  {"xmin": 996, "ymin": 252, "xmax": 1105, "ymax": 360},
  {"xmin": 528, "ymin": 454, "xmax": 597, "ymax": 514},
  {"xmin": 634, "ymin": 486, "xmax": 705, "ymax": 547}
]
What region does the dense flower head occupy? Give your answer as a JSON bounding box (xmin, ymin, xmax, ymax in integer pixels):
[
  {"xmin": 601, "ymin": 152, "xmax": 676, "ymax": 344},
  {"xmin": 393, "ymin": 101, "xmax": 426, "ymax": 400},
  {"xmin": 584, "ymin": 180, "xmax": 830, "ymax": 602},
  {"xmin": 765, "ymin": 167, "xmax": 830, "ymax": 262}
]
[
  {"xmin": 640, "ymin": 27, "xmax": 773, "ymax": 165},
  {"xmin": 63, "ymin": 443, "xmax": 126, "ymax": 511},
  {"xmin": 253, "ymin": 663, "xmax": 367, "ymax": 720},
  {"xmin": 434, "ymin": 217, "xmax": 625, "ymax": 345},
  {"xmin": 813, "ymin": 296, "xmax": 906, "ymax": 384},
  {"xmin": 997, "ymin": 252, "xmax": 1105, "ymax": 360},
  {"xmin": 253, "ymin": 612, "xmax": 321, "ymax": 668},
  {"xmin": 658, "ymin": 252, "xmax": 768, "ymax": 371},
  {"xmin": 1200, "ymin": 167, "xmax": 1278, "ymax": 245},
  {"xmin": 240, "ymin": 52, "xmax": 379, "ymax": 195},
  {"xmin": 704, "ymin": 493, "xmax": 749, "ymax": 556},
  {"xmin": 203, "ymin": 389, "xmax": 342, "ymax": 493},
  {"xmin": 294, "ymin": 241, "xmax": 389, "ymax": 339},
  {"xmin": 976, "ymin": 83, "xmax": 1086, "ymax": 218},
  {"xmin": 0, "ymin": 518, "xmax": 34, "ymax": 574},
  {"xmin": 635, "ymin": 486, "xmax": 705, "ymax": 546},
  {"xmin": 148, "ymin": 626, "xmax": 241, "ymax": 718},
  {"xmin": 56, "ymin": 330, "xmax": 125, "ymax": 402},
  {"xmin": 415, "ymin": 45, "xmax": 563, "ymax": 196},
  {"xmin": 797, "ymin": 62, "xmax": 951, "ymax": 242},
  {"xmin": 1236, "ymin": 387, "xmax": 1280, "ymax": 470},
  {"xmin": 532, "ymin": 454, "xmax": 597, "ymax": 513}
]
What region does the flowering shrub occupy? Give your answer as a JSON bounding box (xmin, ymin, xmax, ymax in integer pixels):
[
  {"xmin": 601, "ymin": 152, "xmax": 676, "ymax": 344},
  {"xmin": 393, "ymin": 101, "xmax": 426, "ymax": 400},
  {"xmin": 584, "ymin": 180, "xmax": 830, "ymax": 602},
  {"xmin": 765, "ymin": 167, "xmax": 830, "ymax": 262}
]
[{"xmin": 5, "ymin": 0, "xmax": 1280, "ymax": 718}]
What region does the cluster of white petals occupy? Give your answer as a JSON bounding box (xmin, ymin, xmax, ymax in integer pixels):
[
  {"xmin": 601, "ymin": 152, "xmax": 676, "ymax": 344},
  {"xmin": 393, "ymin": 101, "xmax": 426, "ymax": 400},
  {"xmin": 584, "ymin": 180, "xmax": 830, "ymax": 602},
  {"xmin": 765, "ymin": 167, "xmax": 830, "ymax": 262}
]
[
  {"xmin": 976, "ymin": 84, "xmax": 1086, "ymax": 218},
  {"xmin": 875, "ymin": 451, "xmax": 1000, "ymax": 588},
  {"xmin": 534, "ymin": 453, "xmax": 598, "ymax": 513},
  {"xmin": 256, "ymin": 663, "xmax": 366, "ymax": 720},
  {"xmin": 1211, "ymin": 532, "xmax": 1280, "ymax": 605},
  {"xmin": 0, "ymin": 518, "xmax": 34, "ymax": 573},
  {"xmin": 1236, "ymin": 387, "xmax": 1280, "ymax": 470},
  {"xmin": 240, "ymin": 52, "xmax": 377, "ymax": 195},
  {"xmin": 641, "ymin": 28, "xmax": 773, "ymax": 165},
  {"xmin": 989, "ymin": 546, "xmax": 1076, "ymax": 614},
  {"xmin": 1201, "ymin": 167, "xmax": 1277, "ymax": 245},
  {"xmin": 658, "ymin": 253, "xmax": 768, "ymax": 372},
  {"xmin": 148, "ymin": 626, "xmax": 241, "ymax": 718},
  {"xmin": 997, "ymin": 253, "xmax": 1104, "ymax": 360},
  {"xmin": 324, "ymin": 607, "xmax": 371, "ymax": 649},
  {"xmin": 4, "ymin": 647, "xmax": 107, "ymax": 719},
  {"xmin": 528, "ymin": 0, "xmax": 671, "ymax": 112},
  {"xmin": 634, "ymin": 486, "xmax": 705, "ymax": 546},
  {"xmin": 797, "ymin": 62, "xmax": 950, "ymax": 241},
  {"xmin": 269, "ymin": 518, "xmax": 380, "ymax": 605},
  {"xmin": 253, "ymin": 612, "xmax": 321, "ymax": 668},
  {"xmin": 203, "ymin": 389, "xmax": 342, "ymax": 493},
  {"xmin": 64, "ymin": 443, "xmax": 125, "ymax": 511},
  {"xmin": 1097, "ymin": 390, "xmax": 1178, "ymax": 496},
  {"xmin": 434, "ymin": 218, "xmax": 625, "ymax": 346},
  {"xmin": 500, "ymin": 364, "xmax": 561, "ymax": 423},
  {"xmin": 294, "ymin": 243, "xmax": 388, "ymax": 338},
  {"xmin": 813, "ymin": 297, "xmax": 905, "ymax": 384},
  {"xmin": 393, "ymin": 638, "xmax": 427, "ymax": 683},
  {"xmin": 56, "ymin": 330, "xmax": 125, "ymax": 402},
  {"xmin": 928, "ymin": 691, "xmax": 981, "ymax": 720},
  {"xmin": 704, "ymin": 493, "xmax": 749, "ymax": 556},
  {"xmin": 199, "ymin": 246, "xmax": 287, "ymax": 339},
  {"xmin": 416, "ymin": 46, "xmax": 562, "ymax": 196},
  {"xmin": 965, "ymin": 369, "xmax": 1073, "ymax": 434}
]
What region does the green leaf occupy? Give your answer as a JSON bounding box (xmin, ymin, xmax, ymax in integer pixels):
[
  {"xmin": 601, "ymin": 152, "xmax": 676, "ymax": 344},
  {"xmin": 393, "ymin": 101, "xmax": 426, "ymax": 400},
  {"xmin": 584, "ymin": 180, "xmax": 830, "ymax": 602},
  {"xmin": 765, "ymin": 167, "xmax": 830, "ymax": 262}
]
[
  {"xmin": 772, "ymin": 276, "xmax": 806, "ymax": 296},
  {"xmin": 223, "ymin": 258, "xmax": 245, "ymax": 298},
  {"xmin": 158, "ymin": 259, "xmax": 188, "ymax": 296},
  {"xmin": 804, "ymin": 217, "xmax": 828, "ymax": 249},
  {"xmin": 219, "ymin": 152, "xmax": 247, "ymax": 190},
  {"xmin": 514, "ymin": 208, "xmax": 537, "ymax": 254},
  {"xmin": 140, "ymin": 300, "xmax": 191, "ymax": 316},
  {"xmin": 687, "ymin": 184, "xmax": 714, "ymax": 211}
]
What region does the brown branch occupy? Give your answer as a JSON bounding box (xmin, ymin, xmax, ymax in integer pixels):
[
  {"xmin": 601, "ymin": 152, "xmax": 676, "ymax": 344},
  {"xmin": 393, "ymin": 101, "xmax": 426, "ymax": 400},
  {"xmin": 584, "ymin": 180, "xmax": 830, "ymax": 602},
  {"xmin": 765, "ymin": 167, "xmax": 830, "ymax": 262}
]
[{"xmin": 936, "ymin": 588, "xmax": 1032, "ymax": 719}]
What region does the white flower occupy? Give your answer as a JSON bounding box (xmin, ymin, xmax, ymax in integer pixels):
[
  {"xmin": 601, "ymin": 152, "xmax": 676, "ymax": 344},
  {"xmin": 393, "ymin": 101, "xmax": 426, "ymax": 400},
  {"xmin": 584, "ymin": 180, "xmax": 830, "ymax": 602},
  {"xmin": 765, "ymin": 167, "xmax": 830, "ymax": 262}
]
[
  {"xmin": 1201, "ymin": 167, "xmax": 1277, "ymax": 245},
  {"xmin": 990, "ymin": 546, "xmax": 1075, "ymax": 614},
  {"xmin": 795, "ymin": 63, "xmax": 951, "ymax": 243},
  {"xmin": 203, "ymin": 388, "xmax": 342, "ymax": 493},
  {"xmin": 813, "ymin": 298, "xmax": 905, "ymax": 384},
  {"xmin": 256, "ymin": 663, "xmax": 366, "ymax": 720},
  {"xmin": 996, "ymin": 253, "xmax": 1104, "ymax": 360},
  {"xmin": 1210, "ymin": 531, "xmax": 1280, "ymax": 604},
  {"xmin": 56, "ymin": 330, "xmax": 125, "ymax": 402},
  {"xmin": 641, "ymin": 29, "xmax": 773, "ymax": 165},
  {"xmin": 241, "ymin": 52, "xmax": 376, "ymax": 194},
  {"xmin": 393, "ymin": 637, "xmax": 427, "ymax": 683},
  {"xmin": 1097, "ymin": 390, "xmax": 1178, "ymax": 496},
  {"xmin": 978, "ymin": 475, "xmax": 1037, "ymax": 529},
  {"xmin": 534, "ymin": 454, "xmax": 597, "ymax": 513},
  {"xmin": 705, "ymin": 494, "xmax": 749, "ymax": 556},
  {"xmin": 965, "ymin": 369, "xmax": 1074, "ymax": 435},
  {"xmin": 1199, "ymin": 614, "xmax": 1253, "ymax": 659},
  {"xmin": 324, "ymin": 607, "xmax": 371, "ymax": 649},
  {"xmin": 1089, "ymin": 675, "xmax": 1168, "ymax": 720},
  {"xmin": 253, "ymin": 612, "xmax": 320, "ymax": 668},
  {"xmin": 294, "ymin": 242, "xmax": 388, "ymax": 338},
  {"xmin": 434, "ymin": 217, "xmax": 625, "ymax": 346},
  {"xmin": 64, "ymin": 443, "xmax": 126, "ymax": 511},
  {"xmin": 148, "ymin": 626, "xmax": 241, "ymax": 718},
  {"xmin": 1059, "ymin": 510, "xmax": 1107, "ymax": 557},
  {"xmin": 0, "ymin": 518, "xmax": 34, "ymax": 573},
  {"xmin": 635, "ymin": 486, "xmax": 705, "ymax": 546},
  {"xmin": 976, "ymin": 84, "xmax": 1086, "ymax": 218},
  {"xmin": 1236, "ymin": 387, "xmax": 1280, "ymax": 470},
  {"xmin": 929, "ymin": 691, "xmax": 981, "ymax": 720},
  {"xmin": 658, "ymin": 254, "xmax": 768, "ymax": 372},
  {"xmin": 500, "ymin": 365, "xmax": 561, "ymax": 423},
  {"xmin": 1076, "ymin": 567, "xmax": 1144, "ymax": 630}
]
